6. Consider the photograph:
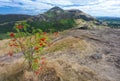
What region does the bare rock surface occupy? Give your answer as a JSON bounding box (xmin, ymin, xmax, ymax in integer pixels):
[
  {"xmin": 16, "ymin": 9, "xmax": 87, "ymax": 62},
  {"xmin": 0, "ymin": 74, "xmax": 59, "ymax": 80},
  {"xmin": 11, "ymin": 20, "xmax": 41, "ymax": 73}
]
[{"xmin": 0, "ymin": 28, "xmax": 120, "ymax": 81}]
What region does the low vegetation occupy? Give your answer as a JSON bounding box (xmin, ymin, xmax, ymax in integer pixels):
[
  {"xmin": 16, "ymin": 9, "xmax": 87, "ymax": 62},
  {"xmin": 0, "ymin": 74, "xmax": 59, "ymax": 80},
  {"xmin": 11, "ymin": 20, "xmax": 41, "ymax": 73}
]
[
  {"xmin": 28, "ymin": 18, "xmax": 76, "ymax": 32},
  {"xmin": 7, "ymin": 21, "xmax": 52, "ymax": 74},
  {"xmin": 0, "ymin": 18, "xmax": 76, "ymax": 40}
]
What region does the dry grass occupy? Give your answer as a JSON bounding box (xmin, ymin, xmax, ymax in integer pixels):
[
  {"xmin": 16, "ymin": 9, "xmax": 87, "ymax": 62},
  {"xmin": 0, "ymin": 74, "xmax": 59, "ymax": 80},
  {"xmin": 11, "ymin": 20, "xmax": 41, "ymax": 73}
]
[
  {"xmin": 45, "ymin": 58, "xmax": 103, "ymax": 81},
  {"xmin": 44, "ymin": 36, "xmax": 96, "ymax": 57},
  {"xmin": 0, "ymin": 39, "xmax": 10, "ymax": 56}
]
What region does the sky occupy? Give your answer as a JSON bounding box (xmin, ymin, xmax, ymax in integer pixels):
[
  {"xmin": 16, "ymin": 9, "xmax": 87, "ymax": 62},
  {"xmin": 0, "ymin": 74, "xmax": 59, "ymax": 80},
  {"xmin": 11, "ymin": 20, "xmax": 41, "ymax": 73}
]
[{"xmin": 0, "ymin": 0, "xmax": 120, "ymax": 17}]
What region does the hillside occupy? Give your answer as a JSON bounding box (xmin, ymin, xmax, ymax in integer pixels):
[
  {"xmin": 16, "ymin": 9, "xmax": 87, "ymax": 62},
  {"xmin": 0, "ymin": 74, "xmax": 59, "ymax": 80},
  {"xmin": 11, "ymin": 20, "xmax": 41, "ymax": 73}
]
[
  {"xmin": 31, "ymin": 6, "xmax": 97, "ymax": 22},
  {"xmin": 29, "ymin": 6, "xmax": 107, "ymax": 31},
  {"xmin": 0, "ymin": 14, "xmax": 31, "ymax": 33},
  {"xmin": 0, "ymin": 14, "xmax": 31, "ymax": 24}
]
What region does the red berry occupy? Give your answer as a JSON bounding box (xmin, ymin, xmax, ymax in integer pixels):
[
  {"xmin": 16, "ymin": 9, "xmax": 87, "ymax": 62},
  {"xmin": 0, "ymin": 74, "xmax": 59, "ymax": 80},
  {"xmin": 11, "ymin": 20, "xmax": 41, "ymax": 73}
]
[
  {"xmin": 39, "ymin": 43, "xmax": 43, "ymax": 46},
  {"xmin": 16, "ymin": 25, "xmax": 23, "ymax": 29},
  {"xmin": 10, "ymin": 32, "xmax": 15, "ymax": 37},
  {"xmin": 34, "ymin": 47, "xmax": 39, "ymax": 50},
  {"xmin": 40, "ymin": 37, "xmax": 46, "ymax": 42}
]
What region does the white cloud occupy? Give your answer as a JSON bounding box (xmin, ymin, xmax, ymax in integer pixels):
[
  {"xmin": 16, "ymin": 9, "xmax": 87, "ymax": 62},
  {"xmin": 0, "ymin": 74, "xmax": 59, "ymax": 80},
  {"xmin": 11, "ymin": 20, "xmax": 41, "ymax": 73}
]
[
  {"xmin": 0, "ymin": 0, "xmax": 11, "ymax": 2},
  {"xmin": 63, "ymin": 0, "xmax": 120, "ymax": 17},
  {"xmin": 40, "ymin": 0, "xmax": 72, "ymax": 5},
  {"xmin": 0, "ymin": 0, "xmax": 120, "ymax": 16}
]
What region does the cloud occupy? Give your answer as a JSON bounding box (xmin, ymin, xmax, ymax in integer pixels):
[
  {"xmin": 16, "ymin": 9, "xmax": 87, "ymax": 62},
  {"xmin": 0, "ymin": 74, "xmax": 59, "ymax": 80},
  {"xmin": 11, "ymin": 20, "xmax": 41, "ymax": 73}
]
[
  {"xmin": 63, "ymin": 0, "xmax": 120, "ymax": 17},
  {"xmin": 0, "ymin": 0, "xmax": 120, "ymax": 17}
]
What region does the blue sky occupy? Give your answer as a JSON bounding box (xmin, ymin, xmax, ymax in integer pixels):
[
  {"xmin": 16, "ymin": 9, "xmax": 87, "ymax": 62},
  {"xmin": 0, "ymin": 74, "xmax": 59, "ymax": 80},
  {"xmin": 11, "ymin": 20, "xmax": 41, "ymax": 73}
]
[{"xmin": 0, "ymin": 0, "xmax": 120, "ymax": 17}]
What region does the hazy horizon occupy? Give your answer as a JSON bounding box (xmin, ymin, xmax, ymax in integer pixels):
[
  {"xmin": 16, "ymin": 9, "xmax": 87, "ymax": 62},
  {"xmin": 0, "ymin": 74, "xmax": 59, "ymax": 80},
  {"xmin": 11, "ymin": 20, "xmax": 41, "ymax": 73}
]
[{"xmin": 0, "ymin": 0, "xmax": 120, "ymax": 17}]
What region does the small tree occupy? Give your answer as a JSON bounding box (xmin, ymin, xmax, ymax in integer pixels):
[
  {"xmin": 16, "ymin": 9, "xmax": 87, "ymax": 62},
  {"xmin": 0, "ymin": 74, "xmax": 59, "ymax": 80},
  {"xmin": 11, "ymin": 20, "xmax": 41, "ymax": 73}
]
[{"xmin": 8, "ymin": 21, "xmax": 50, "ymax": 74}]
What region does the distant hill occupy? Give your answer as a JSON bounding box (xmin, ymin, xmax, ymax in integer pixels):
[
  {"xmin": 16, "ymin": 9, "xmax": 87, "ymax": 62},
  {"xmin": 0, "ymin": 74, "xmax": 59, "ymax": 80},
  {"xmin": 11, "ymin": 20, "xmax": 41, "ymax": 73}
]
[
  {"xmin": 0, "ymin": 14, "xmax": 31, "ymax": 33},
  {"xmin": 28, "ymin": 6, "xmax": 107, "ymax": 31},
  {"xmin": 0, "ymin": 14, "xmax": 31, "ymax": 24},
  {"xmin": 30, "ymin": 6, "xmax": 97, "ymax": 22},
  {"xmin": 97, "ymin": 17, "xmax": 120, "ymax": 28},
  {"xmin": 0, "ymin": 6, "xmax": 107, "ymax": 34}
]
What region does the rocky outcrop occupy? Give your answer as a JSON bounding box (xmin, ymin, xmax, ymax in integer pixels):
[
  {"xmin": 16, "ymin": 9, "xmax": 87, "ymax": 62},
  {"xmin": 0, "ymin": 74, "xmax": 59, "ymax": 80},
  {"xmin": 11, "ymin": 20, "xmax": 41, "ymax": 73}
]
[
  {"xmin": 67, "ymin": 9, "xmax": 96, "ymax": 21},
  {"xmin": 0, "ymin": 28, "xmax": 120, "ymax": 81}
]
